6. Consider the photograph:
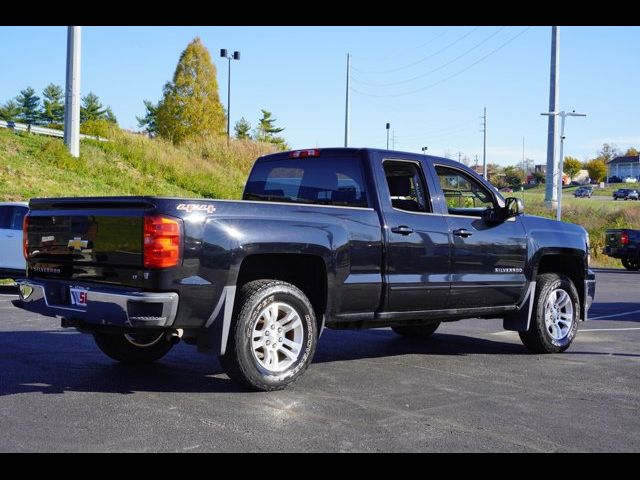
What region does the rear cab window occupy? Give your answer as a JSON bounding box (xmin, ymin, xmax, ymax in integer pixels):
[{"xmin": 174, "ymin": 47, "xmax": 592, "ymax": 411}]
[{"xmin": 244, "ymin": 152, "xmax": 369, "ymax": 208}]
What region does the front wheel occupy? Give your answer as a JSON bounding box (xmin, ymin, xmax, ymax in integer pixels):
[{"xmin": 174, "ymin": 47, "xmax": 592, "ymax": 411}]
[
  {"xmin": 93, "ymin": 331, "xmax": 174, "ymax": 364},
  {"xmin": 519, "ymin": 273, "xmax": 580, "ymax": 353},
  {"xmin": 218, "ymin": 280, "xmax": 318, "ymax": 391},
  {"xmin": 392, "ymin": 322, "xmax": 441, "ymax": 338},
  {"xmin": 622, "ymin": 257, "xmax": 640, "ymax": 271}
]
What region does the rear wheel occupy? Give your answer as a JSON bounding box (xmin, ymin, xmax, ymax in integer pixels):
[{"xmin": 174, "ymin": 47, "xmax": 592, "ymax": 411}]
[
  {"xmin": 622, "ymin": 257, "xmax": 640, "ymax": 271},
  {"xmin": 519, "ymin": 273, "xmax": 579, "ymax": 353},
  {"xmin": 93, "ymin": 331, "xmax": 173, "ymax": 364},
  {"xmin": 218, "ymin": 280, "xmax": 318, "ymax": 391},
  {"xmin": 392, "ymin": 322, "xmax": 441, "ymax": 338}
]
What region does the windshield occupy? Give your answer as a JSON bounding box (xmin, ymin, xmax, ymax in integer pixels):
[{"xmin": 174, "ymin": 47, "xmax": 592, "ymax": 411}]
[{"xmin": 244, "ymin": 154, "xmax": 369, "ymax": 208}]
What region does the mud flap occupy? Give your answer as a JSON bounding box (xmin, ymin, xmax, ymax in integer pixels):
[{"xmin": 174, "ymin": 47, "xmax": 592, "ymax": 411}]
[
  {"xmin": 197, "ymin": 285, "xmax": 236, "ymax": 356},
  {"xmin": 503, "ymin": 282, "xmax": 536, "ymax": 332}
]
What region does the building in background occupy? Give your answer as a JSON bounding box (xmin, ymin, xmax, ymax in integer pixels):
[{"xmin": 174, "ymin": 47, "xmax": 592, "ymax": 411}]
[{"xmin": 607, "ymin": 155, "xmax": 640, "ymax": 181}]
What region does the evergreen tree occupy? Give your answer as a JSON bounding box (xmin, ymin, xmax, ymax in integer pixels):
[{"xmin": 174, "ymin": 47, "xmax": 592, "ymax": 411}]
[
  {"xmin": 104, "ymin": 107, "xmax": 118, "ymax": 124},
  {"xmin": 0, "ymin": 99, "xmax": 21, "ymax": 122},
  {"xmin": 80, "ymin": 92, "xmax": 106, "ymax": 123},
  {"xmin": 234, "ymin": 117, "xmax": 252, "ymax": 139},
  {"xmin": 17, "ymin": 87, "xmax": 40, "ymax": 125},
  {"xmin": 136, "ymin": 100, "xmax": 158, "ymax": 134},
  {"xmin": 156, "ymin": 37, "xmax": 226, "ymax": 144},
  {"xmin": 255, "ymin": 109, "xmax": 285, "ymax": 142},
  {"xmin": 41, "ymin": 83, "xmax": 65, "ymax": 124}
]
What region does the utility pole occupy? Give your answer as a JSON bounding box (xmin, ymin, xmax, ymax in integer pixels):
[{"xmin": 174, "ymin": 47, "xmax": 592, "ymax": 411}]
[
  {"xmin": 482, "ymin": 107, "xmax": 487, "ymax": 178},
  {"xmin": 392, "ymin": 130, "xmax": 395, "ymax": 150},
  {"xmin": 522, "ymin": 136, "xmax": 526, "ymax": 184},
  {"xmin": 457, "ymin": 151, "xmax": 462, "ymax": 163},
  {"xmin": 386, "ymin": 123, "xmax": 390, "ymax": 149},
  {"xmin": 63, "ymin": 26, "xmax": 81, "ymax": 158},
  {"xmin": 544, "ymin": 26, "xmax": 560, "ymax": 208},
  {"xmin": 541, "ymin": 110, "xmax": 586, "ymax": 221},
  {"xmin": 220, "ymin": 49, "xmax": 240, "ymax": 146},
  {"xmin": 344, "ymin": 53, "xmax": 350, "ymax": 147}
]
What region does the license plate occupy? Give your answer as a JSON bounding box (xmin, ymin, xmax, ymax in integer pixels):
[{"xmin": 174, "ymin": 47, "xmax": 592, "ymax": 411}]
[{"xmin": 69, "ymin": 287, "xmax": 88, "ymax": 307}]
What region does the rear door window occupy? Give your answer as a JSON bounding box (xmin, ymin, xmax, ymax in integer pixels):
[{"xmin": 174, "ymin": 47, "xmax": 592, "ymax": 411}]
[
  {"xmin": 0, "ymin": 206, "xmax": 9, "ymax": 230},
  {"xmin": 8, "ymin": 206, "xmax": 27, "ymax": 230},
  {"xmin": 244, "ymin": 154, "xmax": 369, "ymax": 208}
]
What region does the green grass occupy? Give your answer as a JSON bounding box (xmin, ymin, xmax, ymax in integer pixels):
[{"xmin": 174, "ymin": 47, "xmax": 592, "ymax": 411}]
[{"xmin": 0, "ymin": 127, "xmax": 277, "ymax": 201}]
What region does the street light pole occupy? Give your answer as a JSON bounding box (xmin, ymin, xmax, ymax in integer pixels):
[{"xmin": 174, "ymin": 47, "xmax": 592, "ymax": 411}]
[
  {"xmin": 386, "ymin": 123, "xmax": 390, "ymax": 149},
  {"xmin": 421, "ymin": 146, "xmax": 428, "ymax": 155},
  {"xmin": 64, "ymin": 26, "xmax": 81, "ymax": 158},
  {"xmin": 541, "ymin": 110, "xmax": 586, "ymax": 221},
  {"xmin": 220, "ymin": 49, "xmax": 240, "ymax": 146}
]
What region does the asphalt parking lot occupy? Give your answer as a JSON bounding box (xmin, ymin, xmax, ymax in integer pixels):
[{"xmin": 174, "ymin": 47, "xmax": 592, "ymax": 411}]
[{"xmin": 0, "ymin": 269, "xmax": 638, "ymax": 452}]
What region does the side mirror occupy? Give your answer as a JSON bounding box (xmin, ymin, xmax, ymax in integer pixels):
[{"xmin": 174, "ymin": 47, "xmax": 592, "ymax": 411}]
[{"xmin": 504, "ymin": 197, "xmax": 524, "ymax": 217}]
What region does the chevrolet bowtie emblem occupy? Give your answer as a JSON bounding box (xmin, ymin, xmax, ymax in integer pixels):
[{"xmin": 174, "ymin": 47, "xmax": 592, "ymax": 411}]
[{"xmin": 68, "ymin": 237, "xmax": 88, "ymax": 251}]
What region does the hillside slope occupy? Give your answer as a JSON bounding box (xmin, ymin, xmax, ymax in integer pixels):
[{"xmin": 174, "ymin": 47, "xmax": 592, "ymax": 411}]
[{"xmin": 0, "ymin": 128, "xmax": 277, "ymax": 201}]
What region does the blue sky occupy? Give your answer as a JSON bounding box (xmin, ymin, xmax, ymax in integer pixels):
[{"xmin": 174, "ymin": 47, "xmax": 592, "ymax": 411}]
[{"xmin": 1, "ymin": 25, "xmax": 639, "ymax": 165}]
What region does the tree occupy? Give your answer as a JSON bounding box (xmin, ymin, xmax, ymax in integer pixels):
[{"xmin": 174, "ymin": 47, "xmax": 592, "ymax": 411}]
[
  {"xmin": 255, "ymin": 109, "xmax": 285, "ymax": 142},
  {"xmin": 104, "ymin": 107, "xmax": 118, "ymax": 124},
  {"xmin": 503, "ymin": 165, "xmax": 522, "ymax": 187},
  {"xmin": 625, "ymin": 147, "xmax": 639, "ymax": 157},
  {"xmin": 0, "ymin": 99, "xmax": 21, "ymax": 122},
  {"xmin": 16, "ymin": 87, "xmax": 40, "ymax": 125},
  {"xmin": 80, "ymin": 92, "xmax": 106, "ymax": 123},
  {"xmin": 563, "ymin": 156, "xmax": 582, "ymax": 181},
  {"xmin": 136, "ymin": 100, "xmax": 158, "ymax": 135},
  {"xmin": 585, "ymin": 158, "xmax": 607, "ymax": 182},
  {"xmin": 533, "ymin": 171, "xmax": 545, "ymax": 184},
  {"xmin": 41, "ymin": 83, "xmax": 64, "ymax": 124},
  {"xmin": 155, "ymin": 37, "xmax": 226, "ymax": 144},
  {"xmin": 598, "ymin": 143, "xmax": 619, "ymax": 163},
  {"xmin": 234, "ymin": 117, "xmax": 252, "ymax": 139}
]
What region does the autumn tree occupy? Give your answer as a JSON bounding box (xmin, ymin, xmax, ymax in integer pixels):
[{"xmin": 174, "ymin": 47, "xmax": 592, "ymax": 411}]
[
  {"xmin": 585, "ymin": 158, "xmax": 607, "ymax": 182},
  {"xmin": 625, "ymin": 147, "xmax": 639, "ymax": 156},
  {"xmin": 155, "ymin": 37, "xmax": 226, "ymax": 144},
  {"xmin": 598, "ymin": 143, "xmax": 619, "ymax": 163},
  {"xmin": 41, "ymin": 83, "xmax": 64, "ymax": 124},
  {"xmin": 563, "ymin": 156, "xmax": 582, "ymax": 181}
]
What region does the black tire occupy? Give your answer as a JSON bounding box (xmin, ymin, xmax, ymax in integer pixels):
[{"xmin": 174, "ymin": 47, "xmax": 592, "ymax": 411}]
[
  {"xmin": 93, "ymin": 331, "xmax": 173, "ymax": 364},
  {"xmin": 519, "ymin": 273, "xmax": 580, "ymax": 354},
  {"xmin": 392, "ymin": 322, "xmax": 441, "ymax": 338},
  {"xmin": 622, "ymin": 257, "xmax": 640, "ymax": 271},
  {"xmin": 218, "ymin": 280, "xmax": 318, "ymax": 391}
]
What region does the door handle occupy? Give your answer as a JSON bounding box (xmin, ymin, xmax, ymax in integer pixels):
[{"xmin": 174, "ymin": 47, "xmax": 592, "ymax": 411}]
[
  {"xmin": 391, "ymin": 225, "xmax": 414, "ymax": 235},
  {"xmin": 453, "ymin": 228, "xmax": 473, "ymax": 238}
]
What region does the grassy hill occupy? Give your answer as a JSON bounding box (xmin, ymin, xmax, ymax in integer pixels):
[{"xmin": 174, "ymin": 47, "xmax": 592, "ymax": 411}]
[
  {"xmin": 1, "ymin": 127, "xmax": 638, "ymax": 268},
  {"xmin": 0, "ymin": 127, "xmax": 277, "ymax": 200}
]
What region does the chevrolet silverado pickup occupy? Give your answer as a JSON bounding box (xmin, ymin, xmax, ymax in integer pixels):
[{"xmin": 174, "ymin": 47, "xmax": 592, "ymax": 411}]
[
  {"xmin": 14, "ymin": 148, "xmax": 596, "ymax": 391},
  {"xmin": 604, "ymin": 229, "xmax": 640, "ymax": 271}
]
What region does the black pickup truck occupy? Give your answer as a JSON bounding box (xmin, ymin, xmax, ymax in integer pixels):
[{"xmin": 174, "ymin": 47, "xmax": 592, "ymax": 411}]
[
  {"xmin": 604, "ymin": 229, "xmax": 640, "ymax": 270},
  {"xmin": 15, "ymin": 148, "xmax": 596, "ymax": 391}
]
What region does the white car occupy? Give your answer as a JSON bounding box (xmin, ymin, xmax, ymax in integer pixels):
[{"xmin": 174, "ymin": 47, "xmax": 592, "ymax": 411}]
[
  {"xmin": 0, "ymin": 202, "xmax": 29, "ymax": 278},
  {"xmin": 623, "ymin": 177, "xmax": 638, "ymax": 183}
]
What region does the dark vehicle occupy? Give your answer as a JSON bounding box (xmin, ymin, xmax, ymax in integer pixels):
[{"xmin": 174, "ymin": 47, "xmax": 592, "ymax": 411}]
[
  {"xmin": 613, "ymin": 188, "xmax": 639, "ymax": 200},
  {"xmin": 14, "ymin": 148, "xmax": 596, "ymax": 391},
  {"xmin": 608, "ymin": 176, "xmax": 622, "ymax": 183},
  {"xmin": 574, "ymin": 186, "xmax": 593, "ymax": 198},
  {"xmin": 604, "ymin": 229, "xmax": 640, "ymax": 271}
]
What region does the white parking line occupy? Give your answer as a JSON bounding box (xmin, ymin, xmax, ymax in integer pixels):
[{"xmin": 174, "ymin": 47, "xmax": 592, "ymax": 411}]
[
  {"xmin": 589, "ymin": 309, "xmax": 640, "ymax": 320},
  {"xmin": 580, "ymin": 327, "xmax": 640, "ymax": 332}
]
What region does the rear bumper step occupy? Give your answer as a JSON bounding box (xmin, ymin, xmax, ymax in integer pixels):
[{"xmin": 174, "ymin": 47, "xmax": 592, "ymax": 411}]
[{"xmin": 15, "ymin": 279, "xmax": 179, "ymax": 328}]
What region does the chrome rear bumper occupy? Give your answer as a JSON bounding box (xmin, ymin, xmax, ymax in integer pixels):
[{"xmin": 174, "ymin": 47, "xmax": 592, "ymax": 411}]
[{"xmin": 15, "ymin": 279, "xmax": 179, "ymax": 328}]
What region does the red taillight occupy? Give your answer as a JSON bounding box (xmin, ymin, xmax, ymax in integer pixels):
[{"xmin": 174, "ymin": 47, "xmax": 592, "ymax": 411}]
[
  {"xmin": 621, "ymin": 232, "xmax": 629, "ymax": 245},
  {"xmin": 143, "ymin": 215, "xmax": 182, "ymax": 269},
  {"xmin": 22, "ymin": 213, "xmax": 29, "ymax": 260},
  {"xmin": 289, "ymin": 149, "xmax": 320, "ymax": 158}
]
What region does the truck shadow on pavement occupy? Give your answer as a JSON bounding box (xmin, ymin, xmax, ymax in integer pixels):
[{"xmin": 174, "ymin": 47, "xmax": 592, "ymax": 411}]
[{"xmin": 0, "ymin": 327, "xmax": 529, "ymax": 396}]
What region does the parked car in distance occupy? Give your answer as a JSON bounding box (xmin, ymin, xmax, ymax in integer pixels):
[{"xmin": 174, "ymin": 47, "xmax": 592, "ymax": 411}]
[
  {"xmin": 608, "ymin": 176, "xmax": 622, "ymax": 183},
  {"xmin": 574, "ymin": 186, "xmax": 593, "ymax": 198},
  {"xmin": 604, "ymin": 229, "xmax": 640, "ymax": 271},
  {"xmin": 0, "ymin": 202, "xmax": 29, "ymax": 279},
  {"xmin": 499, "ymin": 187, "xmax": 513, "ymax": 193},
  {"xmin": 623, "ymin": 177, "xmax": 638, "ymax": 183},
  {"xmin": 613, "ymin": 188, "xmax": 640, "ymax": 201}
]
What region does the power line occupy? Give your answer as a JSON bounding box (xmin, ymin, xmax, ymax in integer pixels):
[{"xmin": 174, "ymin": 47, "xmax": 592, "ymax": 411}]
[
  {"xmin": 354, "ymin": 27, "xmax": 454, "ymax": 62},
  {"xmin": 351, "ymin": 27, "xmax": 480, "ymax": 75},
  {"xmin": 351, "ymin": 27, "xmax": 532, "ymax": 99},
  {"xmin": 351, "ymin": 27, "xmax": 506, "ymax": 88}
]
